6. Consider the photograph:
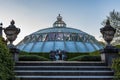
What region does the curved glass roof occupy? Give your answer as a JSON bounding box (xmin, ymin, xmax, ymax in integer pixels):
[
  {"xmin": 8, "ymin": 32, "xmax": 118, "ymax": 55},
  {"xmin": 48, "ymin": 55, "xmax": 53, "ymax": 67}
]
[{"xmin": 17, "ymin": 14, "xmax": 103, "ymax": 53}]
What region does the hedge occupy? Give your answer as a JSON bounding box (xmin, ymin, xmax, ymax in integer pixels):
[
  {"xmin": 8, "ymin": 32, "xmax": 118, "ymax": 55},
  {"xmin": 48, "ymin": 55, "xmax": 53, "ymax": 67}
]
[
  {"xmin": 19, "ymin": 51, "xmax": 90, "ymax": 60},
  {"xmin": 19, "ymin": 55, "xmax": 50, "ymax": 61},
  {"xmin": 68, "ymin": 55, "xmax": 101, "ymax": 61}
]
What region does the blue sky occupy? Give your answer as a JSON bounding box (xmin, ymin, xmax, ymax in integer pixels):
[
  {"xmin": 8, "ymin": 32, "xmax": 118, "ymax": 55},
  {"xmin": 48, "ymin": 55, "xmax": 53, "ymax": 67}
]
[{"xmin": 0, "ymin": 0, "xmax": 120, "ymax": 44}]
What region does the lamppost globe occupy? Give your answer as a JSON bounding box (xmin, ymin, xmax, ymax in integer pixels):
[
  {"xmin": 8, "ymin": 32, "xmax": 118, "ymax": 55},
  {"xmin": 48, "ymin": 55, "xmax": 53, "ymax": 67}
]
[
  {"xmin": 4, "ymin": 20, "xmax": 20, "ymax": 48},
  {"xmin": 100, "ymin": 20, "xmax": 116, "ymax": 46}
]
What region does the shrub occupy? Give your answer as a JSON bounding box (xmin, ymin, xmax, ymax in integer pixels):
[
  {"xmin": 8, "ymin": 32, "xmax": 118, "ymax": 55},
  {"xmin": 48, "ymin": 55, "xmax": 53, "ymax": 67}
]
[
  {"xmin": 19, "ymin": 51, "xmax": 101, "ymax": 61},
  {"xmin": 68, "ymin": 55, "xmax": 101, "ymax": 61},
  {"xmin": 115, "ymin": 45, "xmax": 120, "ymax": 48},
  {"xmin": 112, "ymin": 58, "xmax": 120, "ymax": 80},
  {"xmin": 19, "ymin": 51, "xmax": 50, "ymax": 59},
  {"xmin": 89, "ymin": 50, "xmax": 101, "ymax": 56},
  {"xmin": 0, "ymin": 37, "xmax": 14, "ymax": 80},
  {"xmin": 66, "ymin": 52, "xmax": 89, "ymax": 60},
  {"xmin": 19, "ymin": 51, "xmax": 90, "ymax": 60},
  {"xmin": 19, "ymin": 55, "xmax": 50, "ymax": 61}
]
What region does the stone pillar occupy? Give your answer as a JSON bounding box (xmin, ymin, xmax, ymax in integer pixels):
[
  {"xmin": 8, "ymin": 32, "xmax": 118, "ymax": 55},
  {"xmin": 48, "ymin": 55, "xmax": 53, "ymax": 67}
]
[
  {"xmin": 101, "ymin": 46, "xmax": 119, "ymax": 66},
  {"xmin": 10, "ymin": 47, "xmax": 20, "ymax": 62}
]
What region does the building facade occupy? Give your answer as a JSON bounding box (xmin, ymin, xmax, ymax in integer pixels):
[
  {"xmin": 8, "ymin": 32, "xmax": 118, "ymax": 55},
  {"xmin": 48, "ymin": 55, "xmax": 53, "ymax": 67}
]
[{"xmin": 17, "ymin": 14, "xmax": 103, "ymax": 53}]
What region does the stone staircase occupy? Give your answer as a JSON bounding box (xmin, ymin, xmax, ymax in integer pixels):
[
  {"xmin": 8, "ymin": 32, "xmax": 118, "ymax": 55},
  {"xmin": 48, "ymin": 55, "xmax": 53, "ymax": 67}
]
[{"xmin": 14, "ymin": 61, "xmax": 114, "ymax": 80}]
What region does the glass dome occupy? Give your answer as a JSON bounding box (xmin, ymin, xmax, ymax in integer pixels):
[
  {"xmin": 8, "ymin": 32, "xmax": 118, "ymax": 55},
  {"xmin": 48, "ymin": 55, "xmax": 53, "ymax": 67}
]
[{"xmin": 17, "ymin": 14, "xmax": 103, "ymax": 53}]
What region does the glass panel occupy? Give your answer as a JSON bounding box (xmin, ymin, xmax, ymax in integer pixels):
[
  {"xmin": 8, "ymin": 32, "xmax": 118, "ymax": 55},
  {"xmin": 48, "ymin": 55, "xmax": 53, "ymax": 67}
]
[
  {"xmin": 17, "ymin": 44, "xmax": 26, "ymax": 51},
  {"xmin": 93, "ymin": 44, "xmax": 100, "ymax": 50},
  {"xmin": 82, "ymin": 35, "xmax": 86, "ymax": 42},
  {"xmin": 23, "ymin": 36, "xmax": 31, "ymax": 43},
  {"xmin": 76, "ymin": 42, "xmax": 88, "ymax": 52},
  {"xmin": 48, "ymin": 32, "xmax": 55, "ymax": 41},
  {"xmin": 42, "ymin": 42, "xmax": 54, "ymax": 52},
  {"xmin": 65, "ymin": 42, "xmax": 77, "ymax": 52},
  {"xmin": 83, "ymin": 35, "xmax": 89, "ymax": 42},
  {"xmin": 85, "ymin": 43, "xmax": 95, "ymax": 52},
  {"xmin": 58, "ymin": 24, "xmax": 61, "ymax": 27},
  {"xmin": 64, "ymin": 33, "xmax": 71, "ymax": 41},
  {"xmin": 42, "ymin": 33, "xmax": 48, "ymax": 41},
  {"xmin": 54, "ymin": 41, "xmax": 65, "ymax": 50},
  {"xmin": 23, "ymin": 43, "xmax": 34, "ymax": 52},
  {"xmin": 86, "ymin": 35, "xmax": 89, "ymax": 42},
  {"xmin": 37, "ymin": 34, "xmax": 43, "ymax": 42},
  {"xmin": 55, "ymin": 33, "xmax": 63, "ymax": 41},
  {"xmin": 78, "ymin": 34, "xmax": 84, "ymax": 42},
  {"xmin": 30, "ymin": 35, "xmax": 36, "ymax": 42},
  {"xmin": 71, "ymin": 33, "xmax": 77, "ymax": 41},
  {"xmin": 31, "ymin": 42, "xmax": 43, "ymax": 52}
]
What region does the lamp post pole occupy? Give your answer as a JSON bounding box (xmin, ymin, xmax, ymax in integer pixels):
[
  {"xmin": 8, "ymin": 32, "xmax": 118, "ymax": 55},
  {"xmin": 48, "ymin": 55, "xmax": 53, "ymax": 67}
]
[{"xmin": 100, "ymin": 20, "xmax": 119, "ymax": 66}]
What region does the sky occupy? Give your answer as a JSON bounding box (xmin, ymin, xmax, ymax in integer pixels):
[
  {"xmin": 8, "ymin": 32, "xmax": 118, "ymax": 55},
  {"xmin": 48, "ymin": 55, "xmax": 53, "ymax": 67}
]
[{"xmin": 0, "ymin": 0, "xmax": 120, "ymax": 44}]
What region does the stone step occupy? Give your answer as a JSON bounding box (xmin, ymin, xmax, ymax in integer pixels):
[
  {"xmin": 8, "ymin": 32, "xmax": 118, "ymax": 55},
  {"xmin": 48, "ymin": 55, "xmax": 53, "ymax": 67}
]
[
  {"xmin": 16, "ymin": 61, "xmax": 106, "ymax": 66},
  {"xmin": 14, "ymin": 66, "xmax": 112, "ymax": 71},
  {"xmin": 15, "ymin": 61, "xmax": 114, "ymax": 80},
  {"xmin": 15, "ymin": 75, "xmax": 114, "ymax": 80},
  {"xmin": 15, "ymin": 70, "xmax": 114, "ymax": 76}
]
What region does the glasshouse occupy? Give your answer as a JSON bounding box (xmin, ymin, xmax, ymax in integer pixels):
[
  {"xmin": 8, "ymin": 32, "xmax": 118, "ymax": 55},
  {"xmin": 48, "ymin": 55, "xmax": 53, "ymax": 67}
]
[{"xmin": 17, "ymin": 14, "xmax": 103, "ymax": 53}]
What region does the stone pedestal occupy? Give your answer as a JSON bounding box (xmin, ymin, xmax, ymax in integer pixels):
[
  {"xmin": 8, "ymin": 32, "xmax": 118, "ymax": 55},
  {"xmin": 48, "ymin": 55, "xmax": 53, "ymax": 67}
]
[
  {"xmin": 101, "ymin": 53, "xmax": 119, "ymax": 66},
  {"xmin": 101, "ymin": 46, "xmax": 119, "ymax": 66},
  {"xmin": 13, "ymin": 52, "xmax": 19, "ymax": 62},
  {"xmin": 9, "ymin": 47, "xmax": 20, "ymax": 62}
]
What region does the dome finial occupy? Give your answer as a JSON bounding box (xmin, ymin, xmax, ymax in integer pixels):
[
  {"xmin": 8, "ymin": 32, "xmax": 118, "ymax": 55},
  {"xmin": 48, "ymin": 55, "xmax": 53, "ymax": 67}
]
[
  {"xmin": 53, "ymin": 14, "xmax": 66, "ymax": 27},
  {"xmin": 57, "ymin": 14, "xmax": 62, "ymax": 21},
  {"xmin": 59, "ymin": 14, "xmax": 60, "ymax": 16}
]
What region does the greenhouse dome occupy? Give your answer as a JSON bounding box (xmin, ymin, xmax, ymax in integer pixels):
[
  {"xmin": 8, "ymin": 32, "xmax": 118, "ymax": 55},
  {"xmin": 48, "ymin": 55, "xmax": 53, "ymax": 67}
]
[{"xmin": 17, "ymin": 14, "xmax": 103, "ymax": 53}]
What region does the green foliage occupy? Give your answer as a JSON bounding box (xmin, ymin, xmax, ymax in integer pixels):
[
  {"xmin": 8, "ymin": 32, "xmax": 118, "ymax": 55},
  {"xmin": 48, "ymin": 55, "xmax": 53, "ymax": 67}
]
[
  {"xmin": 112, "ymin": 58, "xmax": 120, "ymax": 80},
  {"xmin": 66, "ymin": 52, "xmax": 89, "ymax": 60},
  {"xmin": 19, "ymin": 51, "xmax": 90, "ymax": 60},
  {"xmin": 115, "ymin": 45, "xmax": 120, "ymax": 48},
  {"xmin": 0, "ymin": 37, "xmax": 14, "ymax": 80},
  {"xmin": 68, "ymin": 55, "xmax": 101, "ymax": 61},
  {"xmin": 115, "ymin": 45, "xmax": 120, "ymax": 54},
  {"xmin": 19, "ymin": 55, "xmax": 50, "ymax": 61},
  {"xmin": 19, "ymin": 51, "xmax": 50, "ymax": 59},
  {"xmin": 68, "ymin": 51, "xmax": 101, "ymax": 61},
  {"xmin": 89, "ymin": 50, "xmax": 101, "ymax": 56},
  {"xmin": 19, "ymin": 51, "xmax": 101, "ymax": 61}
]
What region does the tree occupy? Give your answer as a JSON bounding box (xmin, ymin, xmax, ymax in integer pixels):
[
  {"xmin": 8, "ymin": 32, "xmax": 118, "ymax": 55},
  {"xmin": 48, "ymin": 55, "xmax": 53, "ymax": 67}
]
[
  {"xmin": 0, "ymin": 37, "xmax": 14, "ymax": 80},
  {"xmin": 102, "ymin": 10, "xmax": 120, "ymax": 45}
]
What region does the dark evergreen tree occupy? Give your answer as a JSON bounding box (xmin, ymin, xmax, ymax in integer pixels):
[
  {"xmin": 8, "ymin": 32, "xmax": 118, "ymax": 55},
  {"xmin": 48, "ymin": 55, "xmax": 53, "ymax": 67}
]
[{"xmin": 0, "ymin": 37, "xmax": 14, "ymax": 80}]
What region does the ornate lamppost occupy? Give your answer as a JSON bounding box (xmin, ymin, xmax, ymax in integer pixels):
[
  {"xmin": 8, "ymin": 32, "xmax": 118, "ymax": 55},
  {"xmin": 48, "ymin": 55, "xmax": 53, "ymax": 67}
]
[
  {"xmin": 100, "ymin": 20, "xmax": 119, "ymax": 66},
  {"xmin": 4, "ymin": 20, "xmax": 20, "ymax": 62}
]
